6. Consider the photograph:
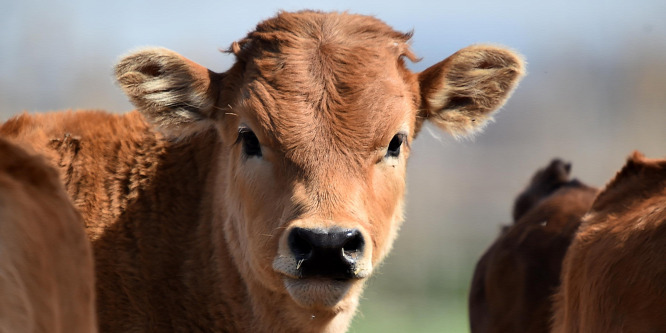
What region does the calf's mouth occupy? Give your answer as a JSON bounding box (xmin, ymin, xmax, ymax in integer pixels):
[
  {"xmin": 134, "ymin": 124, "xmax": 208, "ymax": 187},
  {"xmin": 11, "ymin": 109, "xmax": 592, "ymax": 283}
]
[{"xmin": 272, "ymin": 226, "xmax": 372, "ymax": 308}]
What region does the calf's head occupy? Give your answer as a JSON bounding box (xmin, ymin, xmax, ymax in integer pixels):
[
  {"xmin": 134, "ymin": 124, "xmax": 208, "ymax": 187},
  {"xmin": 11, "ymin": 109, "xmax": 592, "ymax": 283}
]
[{"xmin": 115, "ymin": 11, "xmax": 524, "ymax": 312}]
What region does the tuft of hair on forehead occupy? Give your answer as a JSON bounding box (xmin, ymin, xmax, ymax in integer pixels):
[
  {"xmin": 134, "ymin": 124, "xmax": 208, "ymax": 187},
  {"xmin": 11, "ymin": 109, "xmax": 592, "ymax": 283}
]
[
  {"xmin": 221, "ymin": 10, "xmax": 422, "ymax": 179},
  {"xmin": 227, "ymin": 10, "xmax": 417, "ymax": 63}
]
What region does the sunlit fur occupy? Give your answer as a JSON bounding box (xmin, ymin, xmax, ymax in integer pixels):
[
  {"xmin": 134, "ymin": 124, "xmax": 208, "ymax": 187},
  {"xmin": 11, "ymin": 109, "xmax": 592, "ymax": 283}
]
[
  {"xmin": 1, "ymin": 10, "xmax": 524, "ymax": 332},
  {"xmin": 552, "ymin": 152, "xmax": 666, "ymax": 333}
]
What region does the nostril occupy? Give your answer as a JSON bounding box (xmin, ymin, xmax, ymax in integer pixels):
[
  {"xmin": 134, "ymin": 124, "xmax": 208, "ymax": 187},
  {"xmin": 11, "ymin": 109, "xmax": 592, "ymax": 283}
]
[
  {"xmin": 287, "ymin": 227, "xmax": 366, "ymax": 279},
  {"xmin": 288, "ymin": 228, "xmax": 314, "ymax": 260},
  {"xmin": 342, "ymin": 230, "xmax": 364, "ymax": 261}
]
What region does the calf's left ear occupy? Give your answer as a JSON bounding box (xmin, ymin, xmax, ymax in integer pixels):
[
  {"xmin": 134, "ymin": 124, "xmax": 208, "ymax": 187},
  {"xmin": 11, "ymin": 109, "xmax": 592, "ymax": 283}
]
[
  {"xmin": 115, "ymin": 48, "xmax": 222, "ymax": 138},
  {"xmin": 418, "ymin": 45, "xmax": 525, "ymax": 139}
]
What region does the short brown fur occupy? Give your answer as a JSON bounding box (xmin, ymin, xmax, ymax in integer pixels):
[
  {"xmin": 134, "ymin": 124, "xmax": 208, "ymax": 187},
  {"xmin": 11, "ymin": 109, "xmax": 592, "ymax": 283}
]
[
  {"xmin": 0, "ymin": 137, "xmax": 96, "ymax": 333},
  {"xmin": 552, "ymin": 152, "xmax": 666, "ymax": 333}
]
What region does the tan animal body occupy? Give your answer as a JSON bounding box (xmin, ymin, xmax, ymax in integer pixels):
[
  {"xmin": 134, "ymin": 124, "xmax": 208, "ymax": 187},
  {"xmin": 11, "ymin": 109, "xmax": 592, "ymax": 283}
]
[
  {"xmin": 552, "ymin": 152, "xmax": 666, "ymax": 333},
  {"xmin": 0, "ymin": 137, "xmax": 97, "ymax": 333},
  {"xmin": 468, "ymin": 159, "xmax": 597, "ymax": 333},
  {"xmin": 1, "ymin": 11, "xmax": 524, "ymax": 332}
]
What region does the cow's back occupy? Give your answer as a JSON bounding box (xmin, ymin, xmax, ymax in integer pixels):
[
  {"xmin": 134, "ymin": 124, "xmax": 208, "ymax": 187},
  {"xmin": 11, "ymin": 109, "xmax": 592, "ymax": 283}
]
[
  {"xmin": 553, "ymin": 152, "xmax": 666, "ymax": 333},
  {"xmin": 469, "ymin": 160, "xmax": 597, "ymax": 333},
  {"xmin": 0, "ymin": 137, "xmax": 96, "ymax": 333},
  {"xmin": 1, "ymin": 110, "xmax": 163, "ymax": 239},
  {"xmin": 1, "ymin": 110, "xmax": 225, "ymax": 331}
]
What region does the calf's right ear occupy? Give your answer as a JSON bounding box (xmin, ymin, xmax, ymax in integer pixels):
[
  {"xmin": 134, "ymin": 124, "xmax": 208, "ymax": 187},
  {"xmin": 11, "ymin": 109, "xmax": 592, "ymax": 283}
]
[
  {"xmin": 418, "ymin": 45, "xmax": 525, "ymax": 139},
  {"xmin": 115, "ymin": 48, "xmax": 222, "ymax": 138}
]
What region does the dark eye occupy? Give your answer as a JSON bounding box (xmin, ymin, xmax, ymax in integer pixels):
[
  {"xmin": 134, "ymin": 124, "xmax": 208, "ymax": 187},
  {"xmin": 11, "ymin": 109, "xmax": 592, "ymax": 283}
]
[
  {"xmin": 385, "ymin": 133, "xmax": 405, "ymax": 158},
  {"xmin": 238, "ymin": 128, "xmax": 262, "ymax": 158}
]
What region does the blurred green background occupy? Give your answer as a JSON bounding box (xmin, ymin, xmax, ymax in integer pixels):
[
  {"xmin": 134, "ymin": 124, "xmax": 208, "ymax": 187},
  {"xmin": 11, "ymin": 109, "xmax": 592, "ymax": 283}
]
[{"xmin": 2, "ymin": 0, "xmax": 665, "ymax": 332}]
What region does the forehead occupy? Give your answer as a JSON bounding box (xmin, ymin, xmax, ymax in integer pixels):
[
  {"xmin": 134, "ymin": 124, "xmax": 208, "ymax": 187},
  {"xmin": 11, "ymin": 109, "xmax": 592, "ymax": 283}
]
[{"xmin": 233, "ymin": 11, "xmax": 418, "ymax": 155}]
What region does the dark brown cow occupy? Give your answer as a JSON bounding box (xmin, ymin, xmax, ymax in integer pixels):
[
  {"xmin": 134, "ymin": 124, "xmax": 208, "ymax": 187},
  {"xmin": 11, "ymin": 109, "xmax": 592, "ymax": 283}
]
[
  {"xmin": 0, "ymin": 137, "xmax": 96, "ymax": 333},
  {"xmin": 552, "ymin": 152, "xmax": 666, "ymax": 333},
  {"xmin": 469, "ymin": 159, "xmax": 597, "ymax": 333},
  {"xmin": 1, "ymin": 11, "xmax": 524, "ymax": 332}
]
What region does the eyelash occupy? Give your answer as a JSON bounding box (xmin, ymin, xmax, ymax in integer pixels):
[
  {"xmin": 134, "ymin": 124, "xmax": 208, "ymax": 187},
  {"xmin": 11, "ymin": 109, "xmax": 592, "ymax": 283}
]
[{"xmin": 236, "ymin": 127, "xmax": 262, "ymax": 158}]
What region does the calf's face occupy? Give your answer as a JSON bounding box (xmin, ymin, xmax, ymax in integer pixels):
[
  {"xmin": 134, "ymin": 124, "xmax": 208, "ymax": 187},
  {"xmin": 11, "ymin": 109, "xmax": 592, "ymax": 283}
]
[{"xmin": 115, "ymin": 12, "xmax": 524, "ymax": 311}]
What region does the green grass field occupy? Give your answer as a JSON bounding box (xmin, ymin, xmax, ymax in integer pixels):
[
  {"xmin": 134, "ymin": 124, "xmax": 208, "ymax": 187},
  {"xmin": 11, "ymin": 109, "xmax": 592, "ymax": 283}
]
[{"xmin": 349, "ymin": 279, "xmax": 470, "ymax": 332}]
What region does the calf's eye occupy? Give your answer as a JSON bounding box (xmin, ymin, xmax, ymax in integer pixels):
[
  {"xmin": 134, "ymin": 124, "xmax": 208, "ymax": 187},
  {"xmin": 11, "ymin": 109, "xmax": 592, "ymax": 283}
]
[
  {"xmin": 385, "ymin": 133, "xmax": 405, "ymax": 158},
  {"xmin": 238, "ymin": 128, "xmax": 262, "ymax": 158}
]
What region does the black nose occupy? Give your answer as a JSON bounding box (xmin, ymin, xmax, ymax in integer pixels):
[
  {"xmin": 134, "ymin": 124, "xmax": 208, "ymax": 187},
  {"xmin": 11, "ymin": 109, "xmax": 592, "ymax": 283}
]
[{"xmin": 287, "ymin": 227, "xmax": 365, "ymax": 279}]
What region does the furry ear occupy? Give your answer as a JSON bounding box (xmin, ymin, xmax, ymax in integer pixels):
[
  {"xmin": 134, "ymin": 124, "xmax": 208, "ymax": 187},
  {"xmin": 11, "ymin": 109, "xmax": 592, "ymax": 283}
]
[
  {"xmin": 115, "ymin": 48, "xmax": 221, "ymax": 138},
  {"xmin": 418, "ymin": 45, "xmax": 525, "ymax": 139}
]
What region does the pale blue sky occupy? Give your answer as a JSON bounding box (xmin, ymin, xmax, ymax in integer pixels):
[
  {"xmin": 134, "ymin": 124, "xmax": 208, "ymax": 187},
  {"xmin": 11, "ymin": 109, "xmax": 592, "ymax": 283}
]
[
  {"xmin": 2, "ymin": 0, "xmax": 664, "ymax": 74},
  {"xmin": 1, "ymin": 0, "xmax": 664, "ymax": 113}
]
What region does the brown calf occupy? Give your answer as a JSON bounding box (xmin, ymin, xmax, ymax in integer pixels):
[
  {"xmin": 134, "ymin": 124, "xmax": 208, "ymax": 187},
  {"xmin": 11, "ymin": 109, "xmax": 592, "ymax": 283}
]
[
  {"xmin": 1, "ymin": 11, "xmax": 524, "ymax": 332},
  {"xmin": 552, "ymin": 152, "xmax": 666, "ymax": 333},
  {"xmin": 0, "ymin": 137, "xmax": 96, "ymax": 333},
  {"xmin": 469, "ymin": 159, "xmax": 597, "ymax": 333}
]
